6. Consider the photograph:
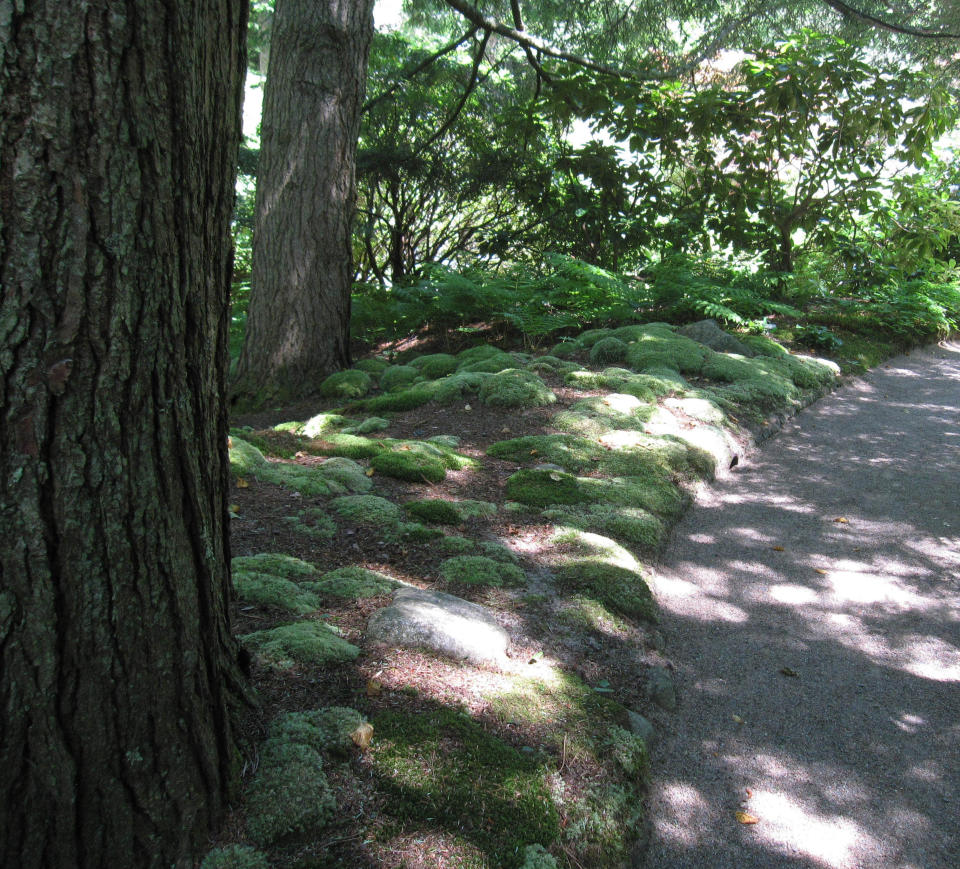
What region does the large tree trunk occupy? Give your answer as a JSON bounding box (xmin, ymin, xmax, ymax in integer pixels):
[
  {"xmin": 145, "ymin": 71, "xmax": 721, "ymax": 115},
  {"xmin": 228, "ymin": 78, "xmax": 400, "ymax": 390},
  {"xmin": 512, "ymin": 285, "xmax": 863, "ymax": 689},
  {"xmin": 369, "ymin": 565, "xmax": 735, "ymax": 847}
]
[
  {"xmin": 0, "ymin": 2, "xmax": 247, "ymax": 867},
  {"xmin": 232, "ymin": 0, "xmax": 376, "ymax": 408}
]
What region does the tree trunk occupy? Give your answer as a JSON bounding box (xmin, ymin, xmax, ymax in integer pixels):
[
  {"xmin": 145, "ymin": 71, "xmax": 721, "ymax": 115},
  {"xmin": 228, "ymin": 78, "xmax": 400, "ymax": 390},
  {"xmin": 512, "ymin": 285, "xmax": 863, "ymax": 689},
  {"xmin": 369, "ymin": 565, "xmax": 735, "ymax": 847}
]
[
  {"xmin": 0, "ymin": 2, "xmax": 247, "ymax": 867},
  {"xmin": 232, "ymin": 0, "xmax": 376, "ymax": 407}
]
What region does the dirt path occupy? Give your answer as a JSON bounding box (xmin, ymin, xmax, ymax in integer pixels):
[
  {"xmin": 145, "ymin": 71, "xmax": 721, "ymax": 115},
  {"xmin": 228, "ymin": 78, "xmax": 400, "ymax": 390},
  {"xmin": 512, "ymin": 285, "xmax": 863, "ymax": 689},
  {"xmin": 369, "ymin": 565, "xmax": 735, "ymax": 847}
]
[{"xmin": 643, "ymin": 342, "xmax": 960, "ymax": 868}]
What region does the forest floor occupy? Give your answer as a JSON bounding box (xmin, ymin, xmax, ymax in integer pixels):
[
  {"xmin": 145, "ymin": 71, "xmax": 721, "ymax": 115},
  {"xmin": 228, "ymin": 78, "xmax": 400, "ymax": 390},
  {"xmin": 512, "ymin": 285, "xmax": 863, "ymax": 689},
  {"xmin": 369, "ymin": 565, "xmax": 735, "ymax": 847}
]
[{"xmin": 206, "ymin": 325, "xmax": 956, "ymax": 869}]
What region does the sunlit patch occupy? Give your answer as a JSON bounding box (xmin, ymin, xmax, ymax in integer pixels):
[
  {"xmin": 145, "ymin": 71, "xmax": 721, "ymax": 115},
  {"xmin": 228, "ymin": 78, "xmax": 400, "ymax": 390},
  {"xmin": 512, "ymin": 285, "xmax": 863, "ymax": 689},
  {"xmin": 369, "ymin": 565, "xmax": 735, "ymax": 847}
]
[
  {"xmin": 894, "ymin": 713, "xmax": 926, "ymax": 734},
  {"xmin": 897, "ymin": 635, "xmax": 960, "ymax": 682},
  {"xmin": 653, "ymin": 781, "xmax": 710, "ymax": 846},
  {"xmin": 767, "ymin": 583, "xmax": 820, "ymax": 605},
  {"xmin": 602, "ymin": 392, "xmax": 644, "ymax": 414},
  {"xmin": 749, "ymin": 789, "xmax": 880, "ymax": 867},
  {"xmin": 826, "ymin": 569, "xmax": 923, "ymax": 607},
  {"xmin": 653, "ymin": 573, "xmax": 751, "ymax": 623},
  {"xmin": 598, "ymin": 429, "xmax": 645, "ymax": 449},
  {"xmin": 689, "ymin": 533, "xmax": 716, "ymax": 544}
]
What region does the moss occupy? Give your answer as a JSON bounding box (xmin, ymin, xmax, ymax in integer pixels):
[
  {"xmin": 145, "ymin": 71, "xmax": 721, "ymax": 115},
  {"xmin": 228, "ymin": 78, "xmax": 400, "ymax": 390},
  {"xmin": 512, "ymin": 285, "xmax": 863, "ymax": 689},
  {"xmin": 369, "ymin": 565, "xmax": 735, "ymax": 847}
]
[
  {"xmin": 549, "ymin": 340, "xmax": 582, "ymax": 358},
  {"xmin": 246, "ymin": 739, "xmax": 336, "ymax": 846},
  {"xmin": 352, "ymin": 357, "xmax": 391, "ymax": 374},
  {"xmin": 611, "ymin": 322, "xmax": 676, "ymax": 341},
  {"xmin": 370, "ymin": 449, "xmax": 447, "ymax": 483},
  {"xmin": 457, "ymin": 499, "xmax": 497, "ymax": 519},
  {"xmin": 319, "ymin": 369, "xmax": 372, "ymax": 400},
  {"xmin": 228, "ymin": 437, "xmax": 269, "ymax": 477},
  {"xmin": 589, "ymin": 336, "xmax": 629, "ymax": 364},
  {"xmin": 379, "ymin": 364, "xmax": 420, "ymax": 392},
  {"xmin": 557, "ymin": 595, "xmax": 628, "ymax": 633},
  {"xmin": 403, "ymin": 499, "xmax": 462, "ymax": 525},
  {"xmin": 330, "ymin": 494, "xmax": 403, "ymax": 526},
  {"xmin": 699, "ymin": 351, "xmax": 763, "ymax": 384},
  {"xmin": 576, "ymin": 328, "xmax": 613, "ymax": 347},
  {"xmin": 266, "ymin": 463, "xmax": 341, "ymax": 497},
  {"xmin": 439, "ymin": 555, "xmax": 525, "ymax": 587},
  {"xmin": 233, "ymin": 553, "xmax": 318, "ymax": 580},
  {"xmin": 411, "ymin": 353, "xmax": 459, "ymax": 379},
  {"xmin": 395, "ymin": 521, "xmax": 445, "ymax": 542},
  {"xmin": 436, "ymin": 535, "xmax": 478, "ymax": 555},
  {"xmin": 392, "ymin": 439, "xmax": 475, "ymax": 471},
  {"xmin": 713, "ymin": 377, "xmax": 799, "ymax": 415},
  {"xmin": 740, "ymin": 334, "xmax": 789, "ymax": 357},
  {"xmin": 314, "ymin": 433, "xmax": 386, "ymax": 459},
  {"xmin": 477, "ymin": 540, "xmax": 518, "ymax": 563},
  {"xmin": 488, "ymin": 433, "xmax": 603, "ymax": 472},
  {"xmin": 242, "ymin": 621, "xmax": 360, "ymax": 669},
  {"xmin": 269, "ymin": 706, "xmax": 368, "ymax": 757},
  {"xmin": 625, "ymin": 333, "xmax": 708, "ymax": 374},
  {"xmin": 479, "ymin": 369, "xmax": 556, "ymax": 408},
  {"xmin": 233, "ymin": 570, "xmax": 322, "ymax": 614},
  {"xmin": 596, "ymin": 436, "xmax": 714, "ymax": 483},
  {"xmin": 505, "ymin": 469, "xmax": 592, "ymax": 508},
  {"xmin": 562, "ymin": 368, "xmax": 658, "ymax": 403},
  {"xmin": 369, "ymin": 706, "xmax": 560, "ymax": 866},
  {"xmin": 354, "ymin": 385, "xmax": 434, "ymax": 412},
  {"xmin": 428, "ymin": 433, "xmax": 460, "ymax": 449},
  {"xmin": 309, "ymin": 565, "xmax": 397, "ymax": 599},
  {"xmin": 200, "ymin": 844, "xmax": 269, "ymax": 869},
  {"xmin": 542, "ymin": 504, "xmax": 665, "ymax": 552},
  {"xmin": 430, "ymin": 371, "xmax": 490, "ymax": 404},
  {"xmin": 316, "ymin": 457, "xmax": 372, "ymax": 493},
  {"xmin": 456, "ymin": 343, "xmax": 514, "ymax": 363},
  {"xmin": 776, "ymin": 354, "xmax": 838, "ymax": 389},
  {"xmin": 301, "ymin": 413, "xmax": 350, "ymax": 437},
  {"xmin": 341, "ymin": 416, "xmax": 390, "ymax": 435},
  {"xmin": 520, "ymin": 845, "xmax": 558, "ymax": 869},
  {"xmin": 284, "ymin": 507, "xmax": 338, "ymax": 540}
]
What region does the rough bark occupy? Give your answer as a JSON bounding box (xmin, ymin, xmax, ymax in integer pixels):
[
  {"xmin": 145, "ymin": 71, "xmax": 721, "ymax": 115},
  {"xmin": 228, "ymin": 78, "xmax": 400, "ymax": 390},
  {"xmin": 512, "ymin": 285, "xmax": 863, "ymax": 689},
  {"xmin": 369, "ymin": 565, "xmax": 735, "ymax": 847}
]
[
  {"xmin": 0, "ymin": 1, "xmax": 247, "ymax": 867},
  {"xmin": 232, "ymin": 0, "xmax": 376, "ymax": 407}
]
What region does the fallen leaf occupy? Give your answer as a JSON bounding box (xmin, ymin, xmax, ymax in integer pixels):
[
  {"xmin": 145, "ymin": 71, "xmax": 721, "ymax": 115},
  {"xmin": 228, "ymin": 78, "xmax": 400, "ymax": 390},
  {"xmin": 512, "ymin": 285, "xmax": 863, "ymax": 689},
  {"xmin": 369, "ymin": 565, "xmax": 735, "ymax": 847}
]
[
  {"xmin": 732, "ymin": 714, "xmax": 744, "ymax": 724},
  {"xmin": 814, "ymin": 568, "xmax": 828, "ymax": 575},
  {"xmin": 366, "ymin": 679, "xmax": 382, "ymax": 697},
  {"xmin": 745, "ymin": 787, "xmax": 753, "ymax": 798},
  {"xmin": 464, "ymin": 403, "xmax": 472, "ymax": 411},
  {"xmin": 350, "ymin": 722, "xmax": 374, "ymax": 750},
  {"xmin": 236, "ymin": 478, "xmax": 249, "ymax": 488},
  {"xmin": 530, "ymin": 450, "xmax": 538, "ymax": 455},
  {"xmin": 779, "ymin": 666, "xmax": 800, "ymax": 678},
  {"xmin": 771, "ymin": 545, "xmax": 785, "ymax": 552},
  {"xmin": 228, "ymin": 504, "xmax": 239, "ymax": 513},
  {"xmin": 833, "ymin": 517, "xmax": 849, "ymax": 524},
  {"xmin": 736, "ymin": 811, "xmax": 759, "ymax": 825},
  {"xmin": 365, "ymin": 468, "xmax": 375, "ymax": 477},
  {"xmin": 227, "ymin": 436, "xmax": 233, "ymax": 448}
]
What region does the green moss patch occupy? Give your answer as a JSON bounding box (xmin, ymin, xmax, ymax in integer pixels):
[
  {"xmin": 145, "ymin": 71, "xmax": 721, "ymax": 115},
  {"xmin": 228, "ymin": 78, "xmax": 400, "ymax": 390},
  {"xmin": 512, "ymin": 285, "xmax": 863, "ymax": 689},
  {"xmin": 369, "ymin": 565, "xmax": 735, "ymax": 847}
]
[
  {"xmin": 319, "ymin": 369, "xmax": 372, "ymax": 400},
  {"xmin": 270, "ymin": 706, "xmax": 368, "ymax": 757},
  {"xmin": 309, "ymin": 566, "xmax": 397, "ymax": 599},
  {"xmin": 316, "ymin": 457, "xmax": 373, "ymax": 493},
  {"xmin": 542, "ymin": 504, "xmax": 665, "ymax": 552},
  {"xmin": 242, "ymin": 621, "xmax": 360, "ymax": 669},
  {"xmin": 589, "ymin": 336, "xmax": 629, "ymax": 364},
  {"xmin": 201, "ymin": 844, "xmax": 270, "ymax": 869},
  {"xmin": 439, "ymin": 555, "xmax": 525, "ymax": 587},
  {"xmin": 314, "ymin": 433, "xmax": 386, "ymax": 459},
  {"xmin": 379, "ymin": 364, "xmax": 420, "ymax": 392},
  {"xmin": 233, "ymin": 571, "xmax": 322, "ymax": 614},
  {"xmin": 228, "ymin": 436, "xmax": 270, "ymax": 476},
  {"xmin": 505, "ymin": 468, "xmax": 592, "ymax": 508},
  {"xmin": 549, "ymin": 339, "xmax": 582, "ymax": 358},
  {"xmin": 330, "ymin": 494, "xmax": 403, "ymax": 525},
  {"xmin": 371, "ymin": 448, "xmax": 447, "ymax": 483},
  {"xmin": 229, "ymin": 437, "xmax": 351, "ymax": 497},
  {"xmin": 430, "ymin": 371, "xmax": 490, "ymax": 404},
  {"xmin": 369, "ymin": 706, "xmax": 560, "ymax": 866},
  {"xmin": 488, "ymin": 433, "xmax": 603, "ymax": 472},
  {"xmin": 556, "ymin": 595, "xmax": 628, "ymax": 633},
  {"xmin": 341, "ymin": 416, "xmax": 390, "ymax": 435},
  {"xmin": 353, "ymin": 385, "xmax": 435, "ymax": 413},
  {"xmin": 246, "ymin": 738, "xmax": 336, "ymax": 847},
  {"xmin": 411, "ymin": 353, "xmax": 459, "ymax": 379},
  {"xmin": 478, "ymin": 369, "xmax": 556, "ymax": 408},
  {"xmin": 302, "ymin": 412, "xmax": 350, "ymax": 438},
  {"xmin": 457, "ymin": 499, "xmax": 497, "ymax": 519},
  {"xmin": 233, "ymin": 553, "xmax": 318, "ymax": 580},
  {"xmin": 352, "ymin": 357, "xmax": 391, "ymax": 375},
  {"xmin": 404, "ymin": 499, "xmax": 462, "ymax": 525},
  {"xmin": 625, "ymin": 333, "xmax": 708, "ymax": 374},
  {"xmin": 284, "ymin": 507, "xmax": 337, "ymax": 540}
]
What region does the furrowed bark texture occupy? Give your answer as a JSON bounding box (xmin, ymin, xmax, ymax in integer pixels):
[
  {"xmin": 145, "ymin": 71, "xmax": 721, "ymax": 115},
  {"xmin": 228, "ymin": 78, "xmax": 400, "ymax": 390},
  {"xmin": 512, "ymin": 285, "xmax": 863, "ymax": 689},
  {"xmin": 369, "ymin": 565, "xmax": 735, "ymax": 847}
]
[
  {"xmin": 0, "ymin": 1, "xmax": 247, "ymax": 866},
  {"xmin": 233, "ymin": 0, "xmax": 375, "ymax": 406}
]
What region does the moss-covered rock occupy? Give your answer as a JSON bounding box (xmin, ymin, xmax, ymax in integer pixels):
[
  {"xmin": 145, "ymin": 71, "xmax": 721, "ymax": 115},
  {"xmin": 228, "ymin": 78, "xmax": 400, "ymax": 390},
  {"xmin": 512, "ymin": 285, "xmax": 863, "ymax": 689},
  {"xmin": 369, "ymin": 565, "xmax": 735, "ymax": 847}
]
[
  {"xmin": 228, "ymin": 437, "xmax": 348, "ymax": 497},
  {"xmin": 246, "ymin": 738, "xmax": 336, "ymax": 846},
  {"xmin": 488, "ymin": 433, "xmax": 603, "ymax": 472},
  {"xmin": 589, "ymin": 337, "xmax": 629, "ymax": 364},
  {"xmin": 403, "ymin": 499, "xmax": 462, "ymax": 525},
  {"xmin": 542, "ymin": 504, "xmax": 665, "ymax": 552},
  {"xmin": 319, "ymin": 369, "xmax": 372, "ymax": 400},
  {"xmin": 411, "ymin": 353, "xmax": 459, "ymax": 379},
  {"xmin": 379, "ymin": 364, "xmax": 420, "ymax": 392},
  {"xmin": 477, "ymin": 540, "xmax": 519, "ymax": 563},
  {"xmin": 341, "ymin": 416, "xmax": 390, "ymax": 435},
  {"xmin": 371, "ymin": 448, "xmax": 447, "ymax": 483},
  {"xmin": 436, "ymin": 535, "xmax": 478, "ymax": 555},
  {"xmin": 556, "ymin": 594, "xmax": 628, "ymax": 633},
  {"xmin": 740, "ymin": 333, "xmax": 790, "ymax": 357},
  {"xmin": 479, "ymin": 369, "xmax": 556, "ymax": 408},
  {"xmin": 439, "ymin": 555, "xmax": 525, "ymax": 587},
  {"xmin": 314, "ymin": 433, "xmax": 386, "ymax": 459},
  {"xmin": 309, "ymin": 566, "xmax": 397, "ymax": 599},
  {"xmin": 330, "ymin": 494, "xmax": 403, "ymax": 525},
  {"xmin": 549, "ymin": 339, "xmax": 582, "ymax": 358},
  {"xmin": 430, "ymin": 371, "xmax": 490, "ymax": 404},
  {"xmin": 457, "ymin": 499, "xmax": 497, "ymax": 519},
  {"xmin": 625, "ymin": 333, "xmax": 708, "ymax": 374},
  {"xmin": 301, "ymin": 412, "xmax": 350, "ymax": 437},
  {"xmin": 228, "ymin": 436, "xmax": 270, "ymax": 477},
  {"xmin": 562, "ymin": 368, "xmax": 659, "ymax": 403},
  {"xmin": 369, "ymin": 706, "xmax": 560, "ymax": 866},
  {"xmin": 200, "ymin": 844, "xmax": 270, "ymax": 869},
  {"xmin": 233, "ymin": 553, "xmax": 318, "ymax": 580},
  {"xmin": 242, "ymin": 621, "xmax": 360, "ymax": 669},
  {"xmin": 315, "ymin": 456, "xmax": 372, "ymax": 493},
  {"xmin": 233, "ymin": 570, "xmax": 323, "ymax": 614},
  {"xmin": 505, "ymin": 468, "xmax": 592, "ymax": 508}
]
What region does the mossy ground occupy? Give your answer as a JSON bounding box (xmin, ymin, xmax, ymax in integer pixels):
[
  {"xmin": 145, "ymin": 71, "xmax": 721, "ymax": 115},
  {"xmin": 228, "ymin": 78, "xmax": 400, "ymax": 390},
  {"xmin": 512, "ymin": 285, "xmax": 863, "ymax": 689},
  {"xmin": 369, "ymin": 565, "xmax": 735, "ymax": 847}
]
[{"xmin": 241, "ymin": 621, "xmax": 360, "ymax": 669}]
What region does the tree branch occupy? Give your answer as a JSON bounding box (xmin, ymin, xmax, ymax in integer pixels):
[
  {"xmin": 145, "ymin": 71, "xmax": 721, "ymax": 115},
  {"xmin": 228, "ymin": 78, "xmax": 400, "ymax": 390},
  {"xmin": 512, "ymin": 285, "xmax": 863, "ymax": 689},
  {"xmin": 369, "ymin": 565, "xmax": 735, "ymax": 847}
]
[{"xmin": 820, "ymin": 0, "xmax": 960, "ymax": 39}]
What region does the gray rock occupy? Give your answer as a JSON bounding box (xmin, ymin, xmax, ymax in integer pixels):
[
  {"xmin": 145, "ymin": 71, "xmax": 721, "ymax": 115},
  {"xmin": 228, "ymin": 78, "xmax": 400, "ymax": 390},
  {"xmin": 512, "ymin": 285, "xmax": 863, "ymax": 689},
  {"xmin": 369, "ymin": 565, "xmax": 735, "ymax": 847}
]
[
  {"xmin": 533, "ymin": 463, "xmax": 566, "ymax": 472},
  {"xmin": 679, "ymin": 319, "xmax": 755, "ymax": 357},
  {"xmin": 646, "ymin": 666, "xmax": 678, "ymax": 711},
  {"xmin": 627, "ymin": 710, "xmax": 655, "ymax": 746},
  {"xmin": 366, "ymin": 587, "xmax": 510, "ymax": 666}
]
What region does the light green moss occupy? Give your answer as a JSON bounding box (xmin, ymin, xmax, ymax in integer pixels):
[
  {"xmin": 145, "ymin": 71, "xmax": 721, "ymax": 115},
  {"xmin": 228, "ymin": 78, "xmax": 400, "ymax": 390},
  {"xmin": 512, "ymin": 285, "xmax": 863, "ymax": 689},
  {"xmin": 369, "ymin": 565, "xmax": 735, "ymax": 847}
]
[
  {"xmin": 436, "ymin": 535, "xmax": 478, "ymax": 555},
  {"xmin": 428, "ymin": 433, "xmax": 460, "ymax": 449},
  {"xmin": 269, "ymin": 706, "xmax": 368, "ymax": 757},
  {"xmin": 576, "ymin": 328, "xmax": 613, "ymax": 347},
  {"xmin": 589, "ymin": 337, "xmax": 629, "ymax": 364},
  {"xmin": 391, "ymin": 439, "xmax": 475, "ymax": 471},
  {"xmin": 610, "ymin": 322, "xmax": 676, "ymax": 342},
  {"xmin": 430, "ymin": 371, "xmax": 490, "ymax": 404},
  {"xmin": 625, "ymin": 333, "xmax": 708, "ymax": 374},
  {"xmin": 319, "ymin": 369, "xmax": 372, "ymax": 399},
  {"xmin": 341, "ymin": 416, "xmax": 390, "ymax": 435},
  {"xmin": 301, "ymin": 413, "xmax": 350, "ymax": 437},
  {"xmin": 308, "ymin": 566, "xmax": 397, "ymax": 599},
  {"xmin": 352, "ymin": 357, "xmax": 391, "ymax": 374},
  {"xmin": 242, "ymin": 621, "xmax": 360, "ymax": 669},
  {"xmin": 477, "ymin": 540, "xmax": 518, "ymax": 563},
  {"xmin": 488, "ymin": 433, "xmax": 603, "ymax": 472},
  {"xmin": 520, "ymin": 844, "xmax": 559, "ymax": 869},
  {"xmin": 505, "ymin": 469, "xmax": 592, "ymax": 508},
  {"xmin": 371, "ymin": 449, "xmax": 447, "ymax": 483},
  {"xmin": 479, "ymin": 369, "xmax": 556, "ymax": 408},
  {"xmin": 228, "ymin": 436, "xmax": 270, "ymax": 477},
  {"xmin": 315, "ymin": 433, "xmax": 385, "ymax": 459},
  {"xmin": 233, "ymin": 570, "xmax": 322, "ymax": 614},
  {"xmin": 379, "ymin": 364, "xmax": 420, "ymax": 391},
  {"xmin": 456, "ymin": 499, "xmax": 497, "ymax": 519},
  {"xmin": 740, "ymin": 334, "xmax": 789, "ymax": 357},
  {"xmin": 228, "ymin": 438, "xmax": 347, "ymax": 496},
  {"xmin": 439, "ymin": 555, "xmax": 525, "ymax": 587},
  {"xmin": 354, "ymin": 385, "xmax": 434, "ymax": 412},
  {"xmin": 411, "ymin": 353, "xmax": 459, "ymax": 379},
  {"xmin": 200, "ymin": 844, "xmax": 270, "ymax": 869},
  {"xmin": 330, "ymin": 494, "xmax": 403, "ymax": 525},
  {"xmin": 246, "ymin": 739, "xmax": 336, "ymax": 846},
  {"xmin": 549, "ymin": 340, "xmax": 582, "ymax": 358},
  {"xmin": 284, "ymin": 507, "xmax": 337, "ymax": 540},
  {"xmin": 557, "ymin": 595, "xmax": 628, "ymax": 633},
  {"xmin": 316, "ymin": 457, "xmax": 372, "ymax": 493},
  {"xmin": 699, "ymin": 351, "xmax": 764, "ymax": 384},
  {"xmin": 394, "ymin": 521, "xmax": 445, "ymax": 542},
  {"xmin": 404, "ymin": 499, "xmax": 462, "ymax": 524},
  {"xmin": 562, "ymin": 368, "xmax": 658, "ymax": 403},
  {"xmin": 542, "ymin": 504, "xmax": 665, "ymax": 552},
  {"xmin": 233, "ymin": 553, "xmax": 318, "ymax": 580}
]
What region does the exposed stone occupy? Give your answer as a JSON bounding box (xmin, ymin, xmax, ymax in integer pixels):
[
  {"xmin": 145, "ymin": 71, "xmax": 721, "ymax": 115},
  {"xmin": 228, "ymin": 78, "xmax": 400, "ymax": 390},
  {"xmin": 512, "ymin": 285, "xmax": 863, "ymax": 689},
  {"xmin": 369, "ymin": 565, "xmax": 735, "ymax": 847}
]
[
  {"xmin": 366, "ymin": 587, "xmax": 510, "ymax": 666},
  {"xmin": 627, "ymin": 710, "xmax": 655, "ymax": 747},
  {"xmin": 647, "ymin": 666, "xmax": 678, "ymax": 711},
  {"xmin": 679, "ymin": 319, "xmax": 755, "ymax": 357}
]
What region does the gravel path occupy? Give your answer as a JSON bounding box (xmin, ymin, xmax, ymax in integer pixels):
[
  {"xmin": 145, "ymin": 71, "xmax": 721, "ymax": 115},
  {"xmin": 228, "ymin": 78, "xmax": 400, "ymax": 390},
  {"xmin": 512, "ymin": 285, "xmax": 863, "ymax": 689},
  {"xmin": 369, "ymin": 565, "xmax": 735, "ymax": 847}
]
[{"xmin": 644, "ymin": 342, "xmax": 960, "ymax": 869}]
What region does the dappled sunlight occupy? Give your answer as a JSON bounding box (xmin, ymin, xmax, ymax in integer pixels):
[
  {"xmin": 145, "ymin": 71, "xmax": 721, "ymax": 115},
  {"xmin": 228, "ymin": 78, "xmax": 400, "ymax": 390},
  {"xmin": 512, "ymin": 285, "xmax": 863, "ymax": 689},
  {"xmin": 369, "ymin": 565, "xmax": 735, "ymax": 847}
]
[{"xmin": 653, "ymin": 781, "xmax": 712, "ymax": 847}]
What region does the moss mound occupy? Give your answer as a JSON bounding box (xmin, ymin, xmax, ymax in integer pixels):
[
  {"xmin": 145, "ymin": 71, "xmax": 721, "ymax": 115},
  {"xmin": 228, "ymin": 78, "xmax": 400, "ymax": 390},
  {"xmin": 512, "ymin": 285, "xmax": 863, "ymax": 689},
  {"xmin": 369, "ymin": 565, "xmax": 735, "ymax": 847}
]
[
  {"xmin": 233, "ymin": 553, "xmax": 318, "ymax": 580},
  {"xmin": 379, "ymin": 364, "xmax": 420, "ymax": 392},
  {"xmin": 246, "ymin": 738, "xmax": 336, "ymax": 846},
  {"xmin": 242, "ymin": 621, "xmax": 360, "ymax": 669},
  {"xmin": 270, "ymin": 706, "xmax": 369, "ymax": 757},
  {"xmin": 352, "ymin": 357, "xmax": 391, "ymax": 375},
  {"xmin": 457, "ymin": 499, "xmax": 497, "ymax": 518},
  {"xmin": 233, "ymin": 570, "xmax": 322, "ymax": 614},
  {"xmin": 488, "ymin": 434, "xmax": 603, "ymax": 472},
  {"xmin": 369, "ymin": 706, "xmax": 560, "ymax": 866},
  {"xmin": 314, "ymin": 433, "xmax": 385, "ymax": 459},
  {"xmin": 200, "ymin": 844, "xmax": 269, "ymax": 869},
  {"xmin": 403, "ymin": 499, "xmax": 462, "ymax": 525},
  {"xmin": 330, "ymin": 494, "xmax": 403, "ymax": 525},
  {"xmin": 341, "ymin": 416, "xmax": 390, "ymax": 435},
  {"xmin": 316, "ymin": 456, "xmax": 372, "ymax": 493},
  {"xmin": 228, "ymin": 437, "xmax": 355, "ymax": 497},
  {"xmin": 625, "ymin": 333, "xmax": 708, "ymax": 374},
  {"xmin": 589, "ymin": 336, "xmax": 629, "ymax": 364},
  {"xmin": 301, "ymin": 412, "xmax": 349, "ymax": 437},
  {"xmin": 562, "ymin": 368, "xmax": 659, "ymax": 403},
  {"xmin": 436, "ymin": 535, "xmax": 478, "ymax": 555},
  {"xmin": 354, "ymin": 385, "xmax": 435, "ymax": 412},
  {"xmin": 505, "ymin": 468, "xmax": 592, "ymax": 508},
  {"xmin": 309, "ymin": 566, "xmax": 397, "ymax": 599},
  {"xmin": 371, "ymin": 449, "xmax": 447, "ymax": 483},
  {"xmin": 430, "ymin": 371, "xmax": 490, "ymax": 404},
  {"xmin": 542, "ymin": 504, "xmax": 665, "ymax": 552},
  {"xmin": 319, "ymin": 369, "xmax": 372, "ymax": 400},
  {"xmin": 549, "ymin": 339, "xmax": 581, "ymax": 358},
  {"xmin": 439, "ymin": 555, "xmax": 525, "ymax": 587},
  {"xmin": 478, "ymin": 369, "xmax": 556, "ymax": 408},
  {"xmin": 284, "ymin": 507, "xmax": 337, "ymax": 540},
  {"xmin": 411, "ymin": 353, "xmax": 459, "ymax": 379}
]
